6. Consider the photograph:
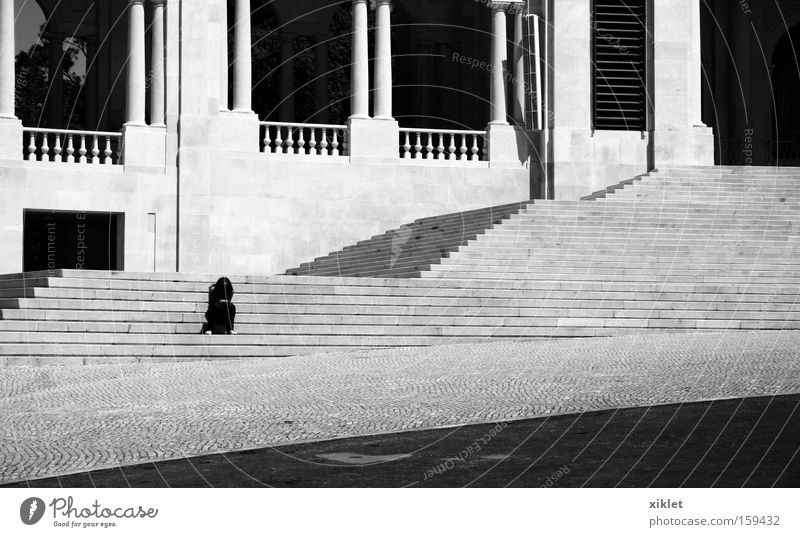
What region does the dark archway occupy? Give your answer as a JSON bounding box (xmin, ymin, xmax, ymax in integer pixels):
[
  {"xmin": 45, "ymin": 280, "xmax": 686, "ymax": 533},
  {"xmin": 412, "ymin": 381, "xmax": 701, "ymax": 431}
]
[
  {"xmin": 771, "ymin": 25, "xmax": 800, "ymax": 165},
  {"xmin": 392, "ymin": 1, "xmax": 490, "ymax": 130}
]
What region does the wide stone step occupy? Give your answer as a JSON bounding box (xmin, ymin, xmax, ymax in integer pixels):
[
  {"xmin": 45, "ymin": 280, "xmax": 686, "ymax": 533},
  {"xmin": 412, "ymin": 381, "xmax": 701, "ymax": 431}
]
[{"xmin": 11, "ymin": 272, "xmax": 800, "ymax": 294}]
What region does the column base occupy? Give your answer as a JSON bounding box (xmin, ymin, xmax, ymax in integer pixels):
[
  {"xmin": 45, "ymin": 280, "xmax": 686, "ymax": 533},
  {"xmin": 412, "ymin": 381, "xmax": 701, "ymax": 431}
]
[
  {"xmin": 121, "ymin": 124, "xmax": 167, "ymax": 169},
  {"xmin": 347, "ymin": 117, "xmax": 399, "ymax": 162},
  {"xmin": 0, "ymin": 117, "xmax": 23, "ymax": 161},
  {"xmin": 655, "ymin": 125, "xmax": 714, "ymax": 166},
  {"xmin": 213, "ymin": 110, "xmax": 260, "ymax": 153},
  {"xmin": 487, "ymin": 123, "xmax": 529, "ymax": 168}
]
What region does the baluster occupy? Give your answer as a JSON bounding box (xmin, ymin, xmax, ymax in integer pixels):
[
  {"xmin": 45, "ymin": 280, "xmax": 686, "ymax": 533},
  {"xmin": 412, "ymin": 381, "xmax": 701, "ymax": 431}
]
[
  {"xmin": 425, "ymin": 133, "xmax": 433, "ymax": 159},
  {"xmin": 320, "ymin": 129, "xmax": 330, "ymax": 155},
  {"xmin": 53, "ymin": 134, "xmax": 63, "ymax": 162},
  {"xmin": 448, "ymin": 133, "xmax": 456, "ymax": 160},
  {"xmin": 285, "ymin": 128, "xmax": 294, "ymax": 154},
  {"xmin": 470, "ymin": 134, "xmax": 479, "ymax": 161},
  {"xmin": 297, "ymin": 128, "xmax": 306, "ymax": 154},
  {"xmin": 309, "ymin": 128, "xmax": 318, "ymax": 155},
  {"xmin": 66, "ymin": 134, "xmax": 75, "ymax": 163},
  {"xmin": 263, "ymin": 125, "xmax": 272, "ymax": 153},
  {"xmin": 459, "ymin": 134, "xmax": 467, "ymax": 161},
  {"xmin": 41, "ymin": 133, "xmax": 50, "ymax": 162},
  {"xmin": 341, "ymin": 130, "xmax": 348, "ymax": 155},
  {"xmin": 331, "ymin": 129, "xmax": 340, "ymax": 156},
  {"xmin": 91, "ymin": 136, "xmax": 100, "ymax": 164},
  {"xmin": 103, "ymin": 137, "xmax": 113, "ymax": 164},
  {"xmin": 436, "ymin": 133, "xmax": 445, "ymax": 160},
  {"xmin": 275, "ymin": 127, "xmax": 283, "ymax": 153},
  {"xmin": 26, "ymin": 132, "xmax": 36, "ymax": 160},
  {"xmin": 413, "ymin": 132, "xmax": 422, "ymax": 159},
  {"xmin": 78, "ymin": 135, "xmax": 88, "ymax": 163},
  {"xmin": 402, "ymin": 131, "xmax": 411, "ymax": 159}
]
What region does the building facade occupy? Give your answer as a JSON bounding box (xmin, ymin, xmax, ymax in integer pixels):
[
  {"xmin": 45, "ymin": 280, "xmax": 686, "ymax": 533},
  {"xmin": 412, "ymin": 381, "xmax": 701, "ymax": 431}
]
[{"xmin": 0, "ymin": 0, "xmax": 762, "ymax": 276}]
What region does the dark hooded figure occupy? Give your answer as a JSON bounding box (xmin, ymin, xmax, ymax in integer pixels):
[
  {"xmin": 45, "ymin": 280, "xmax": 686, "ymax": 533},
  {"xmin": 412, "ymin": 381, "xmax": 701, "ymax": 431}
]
[{"xmin": 202, "ymin": 277, "xmax": 237, "ymax": 335}]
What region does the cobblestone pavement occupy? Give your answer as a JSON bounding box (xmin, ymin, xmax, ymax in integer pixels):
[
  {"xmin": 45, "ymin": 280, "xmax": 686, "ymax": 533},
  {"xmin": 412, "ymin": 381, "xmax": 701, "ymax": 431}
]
[{"xmin": 1, "ymin": 331, "xmax": 799, "ymax": 484}]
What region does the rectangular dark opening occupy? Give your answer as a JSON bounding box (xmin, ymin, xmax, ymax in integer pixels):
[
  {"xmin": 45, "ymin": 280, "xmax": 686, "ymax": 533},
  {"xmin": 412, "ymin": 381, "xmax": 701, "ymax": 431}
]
[
  {"xmin": 592, "ymin": 0, "xmax": 648, "ymax": 131},
  {"xmin": 23, "ymin": 210, "xmax": 125, "ymax": 272}
]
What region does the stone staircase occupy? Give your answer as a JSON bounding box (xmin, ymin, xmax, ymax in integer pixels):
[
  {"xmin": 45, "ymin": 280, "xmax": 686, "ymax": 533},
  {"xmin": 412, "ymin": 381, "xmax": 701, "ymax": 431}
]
[
  {"xmin": 1, "ymin": 166, "xmax": 799, "ymax": 365},
  {"xmin": 285, "ymin": 201, "xmax": 528, "ymax": 277}
]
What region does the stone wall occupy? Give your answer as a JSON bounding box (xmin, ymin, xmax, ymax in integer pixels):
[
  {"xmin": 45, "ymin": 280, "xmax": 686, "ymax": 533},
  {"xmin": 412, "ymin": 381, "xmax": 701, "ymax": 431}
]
[
  {"xmin": 199, "ymin": 154, "xmax": 529, "ymax": 275},
  {"xmin": 548, "ymin": 0, "xmax": 713, "ymax": 200},
  {"xmin": 0, "ymin": 161, "xmax": 178, "ymax": 274}
]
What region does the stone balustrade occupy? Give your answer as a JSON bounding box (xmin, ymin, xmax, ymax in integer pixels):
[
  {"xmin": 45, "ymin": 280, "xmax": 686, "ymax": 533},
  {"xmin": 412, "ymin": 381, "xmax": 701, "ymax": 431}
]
[
  {"xmin": 260, "ymin": 122, "xmax": 349, "ymax": 157},
  {"xmin": 23, "ymin": 128, "xmax": 122, "ymax": 165},
  {"xmin": 399, "ymin": 128, "xmax": 487, "ymax": 162}
]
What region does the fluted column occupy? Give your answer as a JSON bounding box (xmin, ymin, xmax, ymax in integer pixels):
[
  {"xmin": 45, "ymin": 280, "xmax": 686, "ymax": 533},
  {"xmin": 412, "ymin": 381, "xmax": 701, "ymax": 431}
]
[
  {"xmin": 125, "ymin": 0, "xmax": 146, "ymax": 125},
  {"xmin": 374, "ymin": 0, "xmax": 393, "ymax": 120},
  {"xmin": 489, "ymin": 4, "xmax": 509, "ymax": 125},
  {"xmin": 350, "ymin": 0, "xmax": 369, "ymax": 119},
  {"xmin": 512, "ymin": 8, "xmax": 526, "ymax": 126},
  {"xmin": 150, "ymin": 0, "xmax": 166, "ymax": 126},
  {"xmin": 47, "ymin": 33, "xmax": 65, "ymax": 127},
  {"xmin": 219, "ymin": 0, "xmax": 229, "ymax": 111},
  {"xmin": 0, "ymin": 0, "xmax": 15, "ymax": 118},
  {"xmin": 278, "ymin": 33, "xmax": 295, "ymax": 122},
  {"xmin": 232, "ymin": 0, "xmax": 251, "ymax": 112}
]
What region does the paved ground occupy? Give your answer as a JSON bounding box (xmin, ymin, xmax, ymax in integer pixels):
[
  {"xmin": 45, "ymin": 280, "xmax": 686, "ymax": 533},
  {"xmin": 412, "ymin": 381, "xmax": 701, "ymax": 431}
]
[
  {"xmin": 1, "ymin": 331, "xmax": 799, "ymax": 484},
  {"xmin": 9, "ymin": 395, "xmax": 799, "ymax": 488}
]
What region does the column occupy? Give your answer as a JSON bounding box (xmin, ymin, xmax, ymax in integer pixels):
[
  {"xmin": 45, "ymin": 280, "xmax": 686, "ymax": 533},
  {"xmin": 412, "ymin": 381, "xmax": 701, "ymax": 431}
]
[
  {"xmin": 150, "ymin": 0, "xmax": 166, "ymax": 126},
  {"xmin": 689, "ymin": 0, "xmax": 704, "ymax": 126},
  {"xmin": 313, "ymin": 36, "xmax": 330, "ymax": 123},
  {"xmin": 220, "ymin": 0, "xmax": 228, "ymax": 111},
  {"xmin": 47, "ymin": 33, "xmax": 64, "ymax": 128},
  {"xmin": 374, "ymin": 0, "xmax": 393, "ymax": 120},
  {"xmin": 0, "ymin": 0, "xmax": 14, "ymax": 118},
  {"xmin": 232, "ymin": 0, "xmax": 251, "ymax": 112},
  {"xmin": 0, "ymin": 0, "xmax": 20, "ymax": 160},
  {"xmin": 125, "ymin": 0, "xmax": 146, "ymax": 125},
  {"xmin": 278, "ymin": 33, "xmax": 295, "ymax": 122},
  {"xmin": 350, "ymin": 0, "xmax": 369, "ymax": 118},
  {"xmin": 512, "ymin": 8, "xmax": 526, "ymax": 126},
  {"xmin": 489, "ymin": 3, "xmax": 509, "ymax": 125}
]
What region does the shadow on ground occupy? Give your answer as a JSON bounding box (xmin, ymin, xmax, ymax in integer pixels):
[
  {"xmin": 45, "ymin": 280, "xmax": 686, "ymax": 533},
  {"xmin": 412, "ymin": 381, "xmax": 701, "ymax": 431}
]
[{"xmin": 5, "ymin": 395, "xmax": 799, "ymax": 488}]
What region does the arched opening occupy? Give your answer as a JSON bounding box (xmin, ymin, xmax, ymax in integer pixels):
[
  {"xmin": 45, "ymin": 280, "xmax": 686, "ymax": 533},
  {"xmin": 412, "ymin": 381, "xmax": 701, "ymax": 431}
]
[
  {"xmin": 393, "ymin": 1, "xmax": 490, "ymax": 130},
  {"xmin": 245, "ymin": 1, "xmax": 281, "ymax": 120},
  {"xmin": 14, "ymin": 1, "xmax": 87, "ymax": 129},
  {"xmin": 14, "ymin": 0, "xmax": 129, "ymax": 132},
  {"xmin": 771, "ymin": 25, "xmax": 800, "ymax": 165}
]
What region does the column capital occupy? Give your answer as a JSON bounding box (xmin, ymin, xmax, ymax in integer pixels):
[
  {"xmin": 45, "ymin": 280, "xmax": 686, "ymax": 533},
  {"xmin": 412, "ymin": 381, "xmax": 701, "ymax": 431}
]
[
  {"xmin": 151, "ymin": 0, "xmax": 166, "ymax": 6},
  {"xmin": 488, "ymin": 0, "xmax": 526, "ymax": 13},
  {"xmin": 128, "ymin": 0, "xmax": 145, "ymax": 6}
]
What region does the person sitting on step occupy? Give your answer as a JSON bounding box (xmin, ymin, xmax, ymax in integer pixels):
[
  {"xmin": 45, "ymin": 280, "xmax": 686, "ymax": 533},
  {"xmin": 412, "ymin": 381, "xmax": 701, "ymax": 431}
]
[{"xmin": 202, "ymin": 277, "xmax": 237, "ymax": 335}]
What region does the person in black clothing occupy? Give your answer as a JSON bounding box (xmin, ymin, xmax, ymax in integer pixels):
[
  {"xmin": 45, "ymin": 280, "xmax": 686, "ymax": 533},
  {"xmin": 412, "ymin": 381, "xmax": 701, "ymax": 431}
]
[{"xmin": 202, "ymin": 277, "xmax": 237, "ymax": 335}]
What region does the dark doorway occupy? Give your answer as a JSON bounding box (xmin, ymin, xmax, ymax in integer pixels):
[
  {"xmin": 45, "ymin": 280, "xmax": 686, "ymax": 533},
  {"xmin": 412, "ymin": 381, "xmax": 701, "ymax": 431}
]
[
  {"xmin": 771, "ymin": 25, "xmax": 800, "ymax": 165},
  {"xmin": 23, "ymin": 210, "xmax": 124, "ymax": 272}
]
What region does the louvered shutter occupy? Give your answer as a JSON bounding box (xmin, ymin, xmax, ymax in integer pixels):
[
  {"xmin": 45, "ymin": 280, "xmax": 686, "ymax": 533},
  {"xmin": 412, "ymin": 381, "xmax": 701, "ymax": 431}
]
[{"xmin": 592, "ymin": 0, "xmax": 647, "ymax": 131}]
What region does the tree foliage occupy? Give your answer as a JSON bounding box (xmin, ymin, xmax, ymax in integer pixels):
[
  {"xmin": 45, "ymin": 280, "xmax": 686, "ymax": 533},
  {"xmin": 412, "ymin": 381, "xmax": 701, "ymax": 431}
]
[{"xmin": 15, "ymin": 27, "xmax": 85, "ymax": 129}]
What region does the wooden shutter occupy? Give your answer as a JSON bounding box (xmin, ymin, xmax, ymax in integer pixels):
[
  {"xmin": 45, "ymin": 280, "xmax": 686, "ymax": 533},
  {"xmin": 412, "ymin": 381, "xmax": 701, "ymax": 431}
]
[{"xmin": 592, "ymin": 0, "xmax": 647, "ymax": 130}]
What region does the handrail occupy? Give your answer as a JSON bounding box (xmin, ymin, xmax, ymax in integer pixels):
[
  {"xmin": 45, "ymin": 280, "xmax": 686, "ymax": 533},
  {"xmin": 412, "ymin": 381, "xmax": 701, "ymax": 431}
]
[
  {"xmin": 399, "ymin": 127, "xmax": 487, "ymax": 135},
  {"xmin": 258, "ymin": 121, "xmax": 346, "ymax": 130},
  {"xmin": 23, "ymin": 127, "xmax": 121, "ymax": 137}
]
